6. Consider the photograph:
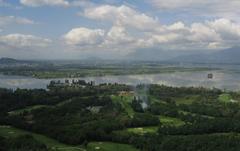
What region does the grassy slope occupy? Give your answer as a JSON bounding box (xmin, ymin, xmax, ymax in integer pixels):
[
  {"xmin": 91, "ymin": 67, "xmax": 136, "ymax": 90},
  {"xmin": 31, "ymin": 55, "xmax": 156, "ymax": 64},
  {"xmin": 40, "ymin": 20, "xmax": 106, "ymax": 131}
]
[
  {"xmin": 174, "ymin": 95, "xmax": 199, "ymax": 105},
  {"xmin": 111, "ymin": 95, "xmax": 135, "ymax": 117},
  {"xmin": 87, "ymin": 142, "xmax": 139, "ymax": 151},
  {"xmin": 218, "ymin": 93, "xmax": 232, "ymax": 103},
  {"xmin": 122, "ymin": 115, "xmax": 185, "ymax": 135},
  {"xmin": 159, "ymin": 115, "xmax": 185, "ymax": 127},
  {"xmin": 8, "ymin": 99, "xmax": 73, "ymax": 115},
  {"xmin": 0, "ymin": 126, "xmax": 85, "ymax": 151},
  {"xmin": 126, "ymin": 127, "xmax": 158, "ymax": 135},
  {"xmin": 8, "ymin": 105, "xmax": 48, "ymax": 115}
]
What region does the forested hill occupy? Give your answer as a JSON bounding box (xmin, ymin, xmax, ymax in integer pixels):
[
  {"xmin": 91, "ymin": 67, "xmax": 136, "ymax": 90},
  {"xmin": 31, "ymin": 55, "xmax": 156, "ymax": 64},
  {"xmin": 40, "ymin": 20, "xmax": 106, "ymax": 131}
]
[
  {"xmin": 1, "ymin": 83, "xmax": 240, "ymax": 150},
  {"xmin": 0, "ymin": 57, "xmax": 22, "ymax": 64}
]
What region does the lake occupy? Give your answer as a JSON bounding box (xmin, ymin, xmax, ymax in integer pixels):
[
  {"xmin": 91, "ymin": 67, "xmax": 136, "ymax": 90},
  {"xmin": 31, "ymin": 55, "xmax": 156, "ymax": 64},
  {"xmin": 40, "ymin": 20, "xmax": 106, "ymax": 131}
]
[{"xmin": 1, "ymin": 70, "xmax": 240, "ymax": 91}]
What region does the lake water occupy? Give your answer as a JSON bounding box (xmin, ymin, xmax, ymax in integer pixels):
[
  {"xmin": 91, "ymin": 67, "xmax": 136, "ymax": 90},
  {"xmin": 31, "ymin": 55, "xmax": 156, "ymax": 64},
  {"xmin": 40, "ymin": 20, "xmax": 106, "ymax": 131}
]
[{"xmin": 1, "ymin": 70, "xmax": 240, "ymax": 91}]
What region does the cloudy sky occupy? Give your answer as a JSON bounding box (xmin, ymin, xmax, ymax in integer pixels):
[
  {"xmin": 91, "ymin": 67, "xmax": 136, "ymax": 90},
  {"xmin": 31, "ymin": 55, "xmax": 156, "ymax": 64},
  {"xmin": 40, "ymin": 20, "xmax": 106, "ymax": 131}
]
[{"xmin": 1, "ymin": 0, "xmax": 240, "ymax": 60}]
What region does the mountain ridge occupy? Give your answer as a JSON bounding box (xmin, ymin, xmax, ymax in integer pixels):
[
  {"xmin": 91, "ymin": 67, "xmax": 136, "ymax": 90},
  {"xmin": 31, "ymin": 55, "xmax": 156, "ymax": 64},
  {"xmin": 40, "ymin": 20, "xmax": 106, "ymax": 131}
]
[{"xmin": 169, "ymin": 47, "xmax": 240, "ymax": 63}]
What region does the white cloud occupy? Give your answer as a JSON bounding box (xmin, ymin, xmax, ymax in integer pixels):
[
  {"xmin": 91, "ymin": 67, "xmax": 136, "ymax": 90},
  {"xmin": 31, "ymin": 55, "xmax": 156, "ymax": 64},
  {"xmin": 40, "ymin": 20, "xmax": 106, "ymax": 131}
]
[
  {"xmin": 0, "ymin": 15, "xmax": 36, "ymax": 27},
  {"xmin": 81, "ymin": 5, "xmax": 159, "ymax": 31},
  {"xmin": 20, "ymin": 0, "xmax": 69, "ymax": 7},
  {"xmin": 148, "ymin": 33, "xmax": 181, "ymax": 45},
  {"xmin": 58, "ymin": 4, "xmax": 240, "ymax": 53},
  {"xmin": 189, "ymin": 23, "xmax": 221, "ymax": 43},
  {"xmin": 148, "ymin": 0, "xmax": 240, "ymax": 10},
  {"xmin": 63, "ymin": 27, "xmax": 105, "ymax": 45},
  {"xmin": 64, "ymin": 16, "xmax": 240, "ymax": 53},
  {"xmin": 147, "ymin": 0, "xmax": 240, "ymax": 21},
  {"xmin": 207, "ymin": 18, "xmax": 240, "ymax": 40},
  {"xmin": 147, "ymin": 0, "xmax": 205, "ymax": 9},
  {"xmin": 166, "ymin": 22, "xmax": 186, "ymax": 31},
  {"xmin": 0, "ymin": 34, "xmax": 52, "ymax": 48},
  {"xmin": 105, "ymin": 25, "xmax": 134, "ymax": 45},
  {"xmin": 152, "ymin": 18, "xmax": 240, "ymax": 49}
]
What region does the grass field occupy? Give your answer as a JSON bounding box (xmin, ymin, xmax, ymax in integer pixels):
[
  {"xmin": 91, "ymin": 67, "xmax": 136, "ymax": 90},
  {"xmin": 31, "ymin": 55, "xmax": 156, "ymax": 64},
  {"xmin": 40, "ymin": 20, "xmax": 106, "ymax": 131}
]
[
  {"xmin": 8, "ymin": 105, "xmax": 48, "ymax": 115},
  {"xmin": 218, "ymin": 93, "xmax": 234, "ymax": 103},
  {"xmin": 8, "ymin": 99, "xmax": 74, "ymax": 116},
  {"xmin": 148, "ymin": 95, "xmax": 166, "ymax": 104},
  {"xmin": 159, "ymin": 116, "xmax": 185, "ymax": 127},
  {"xmin": 126, "ymin": 126, "xmax": 158, "ymax": 135},
  {"xmin": 174, "ymin": 95, "xmax": 199, "ymax": 105},
  {"xmin": 87, "ymin": 142, "xmax": 139, "ymax": 151},
  {"xmin": 0, "ymin": 126, "xmax": 85, "ymax": 151}
]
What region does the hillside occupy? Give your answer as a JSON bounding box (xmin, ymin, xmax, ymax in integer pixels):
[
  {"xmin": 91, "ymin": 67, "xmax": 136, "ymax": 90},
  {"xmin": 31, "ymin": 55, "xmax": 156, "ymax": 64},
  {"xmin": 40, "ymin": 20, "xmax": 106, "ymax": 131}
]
[{"xmin": 0, "ymin": 58, "xmax": 22, "ymax": 64}]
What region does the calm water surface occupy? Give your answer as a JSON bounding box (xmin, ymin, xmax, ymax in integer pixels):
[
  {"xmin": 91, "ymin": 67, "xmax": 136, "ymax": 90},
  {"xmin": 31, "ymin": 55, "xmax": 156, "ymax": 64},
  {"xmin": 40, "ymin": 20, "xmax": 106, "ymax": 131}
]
[{"xmin": 1, "ymin": 70, "xmax": 240, "ymax": 91}]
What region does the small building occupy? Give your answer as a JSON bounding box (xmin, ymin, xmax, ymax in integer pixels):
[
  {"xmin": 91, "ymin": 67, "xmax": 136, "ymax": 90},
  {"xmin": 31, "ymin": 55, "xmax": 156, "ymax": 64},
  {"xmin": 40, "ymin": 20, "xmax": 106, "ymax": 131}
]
[
  {"xmin": 208, "ymin": 73, "xmax": 213, "ymax": 79},
  {"xmin": 119, "ymin": 91, "xmax": 135, "ymax": 96}
]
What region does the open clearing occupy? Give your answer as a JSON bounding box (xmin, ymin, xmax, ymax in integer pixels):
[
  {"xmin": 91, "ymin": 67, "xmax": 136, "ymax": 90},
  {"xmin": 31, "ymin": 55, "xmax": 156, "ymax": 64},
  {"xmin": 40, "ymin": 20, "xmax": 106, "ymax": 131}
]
[
  {"xmin": 87, "ymin": 142, "xmax": 139, "ymax": 151},
  {"xmin": 159, "ymin": 115, "xmax": 185, "ymax": 126},
  {"xmin": 126, "ymin": 126, "xmax": 158, "ymax": 135},
  {"xmin": 218, "ymin": 93, "xmax": 237, "ymax": 103},
  {"xmin": 174, "ymin": 95, "xmax": 199, "ymax": 105}
]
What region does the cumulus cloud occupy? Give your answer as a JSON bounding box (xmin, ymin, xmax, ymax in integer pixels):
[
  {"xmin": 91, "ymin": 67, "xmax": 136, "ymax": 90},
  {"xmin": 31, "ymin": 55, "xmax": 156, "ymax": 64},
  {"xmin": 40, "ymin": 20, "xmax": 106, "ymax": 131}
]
[
  {"xmin": 65, "ymin": 16, "xmax": 240, "ymax": 52},
  {"xmin": 63, "ymin": 27, "xmax": 105, "ymax": 45},
  {"xmin": 0, "ymin": 34, "xmax": 52, "ymax": 48},
  {"xmin": 75, "ymin": 4, "xmax": 240, "ymax": 52},
  {"xmin": 151, "ymin": 18, "xmax": 240, "ymax": 49},
  {"xmin": 0, "ymin": 15, "xmax": 36, "ymax": 27},
  {"xmin": 81, "ymin": 5, "xmax": 159, "ymax": 31},
  {"xmin": 20, "ymin": 0, "xmax": 69, "ymax": 7},
  {"xmin": 207, "ymin": 18, "xmax": 240, "ymax": 40},
  {"xmin": 105, "ymin": 25, "xmax": 134, "ymax": 45},
  {"xmin": 9, "ymin": 3, "xmax": 237, "ymax": 55},
  {"xmin": 189, "ymin": 23, "xmax": 220, "ymax": 43}
]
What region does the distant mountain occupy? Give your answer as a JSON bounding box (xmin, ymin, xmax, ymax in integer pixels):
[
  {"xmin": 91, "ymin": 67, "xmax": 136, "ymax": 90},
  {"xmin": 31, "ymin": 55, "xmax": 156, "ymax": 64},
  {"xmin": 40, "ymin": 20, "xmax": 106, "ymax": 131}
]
[
  {"xmin": 126, "ymin": 49, "xmax": 184, "ymax": 61},
  {"xmin": 171, "ymin": 47, "xmax": 240, "ymax": 63},
  {"xmin": 0, "ymin": 58, "xmax": 45, "ymax": 67},
  {"xmin": 0, "ymin": 58, "xmax": 22, "ymax": 64}
]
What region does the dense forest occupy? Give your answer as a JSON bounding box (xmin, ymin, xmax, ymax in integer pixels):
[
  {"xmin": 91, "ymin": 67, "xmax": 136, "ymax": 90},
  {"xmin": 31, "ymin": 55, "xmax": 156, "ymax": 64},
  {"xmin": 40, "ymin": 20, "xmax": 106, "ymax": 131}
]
[{"xmin": 1, "ymin": 82, "xmax": 240, "ymax": 151}]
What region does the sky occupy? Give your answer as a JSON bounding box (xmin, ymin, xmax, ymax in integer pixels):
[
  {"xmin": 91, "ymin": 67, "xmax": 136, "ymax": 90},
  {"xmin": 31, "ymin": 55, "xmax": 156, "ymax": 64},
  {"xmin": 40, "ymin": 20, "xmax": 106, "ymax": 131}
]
[{"xmin": 1, "ymin": 0, "xmax": 240, "ymax": 60}]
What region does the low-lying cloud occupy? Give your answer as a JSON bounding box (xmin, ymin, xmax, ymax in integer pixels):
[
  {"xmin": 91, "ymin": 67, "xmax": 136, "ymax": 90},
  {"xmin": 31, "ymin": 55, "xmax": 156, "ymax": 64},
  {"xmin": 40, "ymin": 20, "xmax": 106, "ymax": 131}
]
[{"xmin": 0, "ymin": 34, "xmax": 52, "ymax": 48}]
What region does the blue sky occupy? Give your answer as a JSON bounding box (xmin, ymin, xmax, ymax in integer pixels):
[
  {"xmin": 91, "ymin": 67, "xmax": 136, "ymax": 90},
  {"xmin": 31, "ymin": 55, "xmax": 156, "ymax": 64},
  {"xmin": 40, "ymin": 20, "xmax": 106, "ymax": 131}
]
[{"xmin": 1, "ymin": 0, "xmax": 240, "ymax": 59}]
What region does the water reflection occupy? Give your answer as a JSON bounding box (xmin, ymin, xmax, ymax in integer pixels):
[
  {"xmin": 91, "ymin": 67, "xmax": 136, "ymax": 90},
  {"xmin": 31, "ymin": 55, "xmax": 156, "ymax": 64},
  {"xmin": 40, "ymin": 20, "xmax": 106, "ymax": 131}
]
[{"xmin": 1, "ymin": 70, "xmax": 240, "ymax": 91}]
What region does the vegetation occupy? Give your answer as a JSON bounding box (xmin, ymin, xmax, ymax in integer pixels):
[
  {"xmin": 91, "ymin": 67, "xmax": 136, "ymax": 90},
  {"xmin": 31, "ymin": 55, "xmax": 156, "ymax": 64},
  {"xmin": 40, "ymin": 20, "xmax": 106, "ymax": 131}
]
[
  {"xmin": 0, "ymin": 126, "xmax": 84, "ymax": 151},
  {"xmin": 126, "ymin": 127, "xmax": 158, "ymax": 135},
  {"xmin": 0, "ymin": 134, "xmax": 48, "ymax": 151},
  {"xmin": 87, "ymin": 142, "xmax": 139, "ymax": 151},
  {"xmin": 0, "ymin": 61, "xmax": 214, "ymax": 79},
  {"xmin": 159, "ymin": 116, "xmax": 185, "ymax": 127},
  {"xmin": 1, "ymin": 82, "xmax": 240, "ymax": 151},
  {"xmin": 218, "ymin": 93, "xmax": 232, "ymax": 103}
]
